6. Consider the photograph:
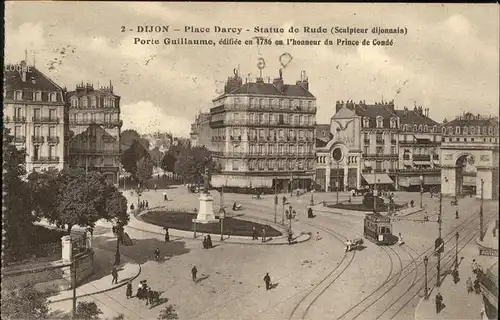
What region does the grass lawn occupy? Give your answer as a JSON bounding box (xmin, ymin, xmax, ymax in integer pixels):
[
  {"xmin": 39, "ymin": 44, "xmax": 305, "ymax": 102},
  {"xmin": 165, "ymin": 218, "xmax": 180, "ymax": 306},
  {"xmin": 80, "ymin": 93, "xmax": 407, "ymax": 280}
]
[
  {"xmin": 327, "ymin": 202, "xmax": 406, "ymax": 212},
  {"xmin": 141, "ymin": 210, "xmax": 282, "ymax": 237}
]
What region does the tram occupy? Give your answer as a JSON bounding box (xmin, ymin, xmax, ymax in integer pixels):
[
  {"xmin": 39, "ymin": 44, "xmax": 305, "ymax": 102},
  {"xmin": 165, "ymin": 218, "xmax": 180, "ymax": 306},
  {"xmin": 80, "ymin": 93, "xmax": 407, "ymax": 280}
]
[{"xmin": 363, "ymin": 213, "xmax": 397, "ymax": 245}]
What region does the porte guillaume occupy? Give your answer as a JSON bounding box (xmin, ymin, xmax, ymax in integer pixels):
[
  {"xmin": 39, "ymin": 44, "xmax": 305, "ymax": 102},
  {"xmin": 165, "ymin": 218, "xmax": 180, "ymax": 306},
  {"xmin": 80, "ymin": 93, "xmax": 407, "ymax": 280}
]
[{"xmin": 185, "ymin": 26, "xmax": 243, "ymax": 35}]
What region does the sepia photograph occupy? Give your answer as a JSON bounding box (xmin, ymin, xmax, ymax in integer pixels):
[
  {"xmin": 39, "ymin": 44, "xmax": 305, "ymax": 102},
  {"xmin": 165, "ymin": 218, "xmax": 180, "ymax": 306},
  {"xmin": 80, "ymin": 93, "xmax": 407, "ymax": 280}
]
[{"xmin": 2, "ymin": 2, "xmax": 499, "ymax": 320}]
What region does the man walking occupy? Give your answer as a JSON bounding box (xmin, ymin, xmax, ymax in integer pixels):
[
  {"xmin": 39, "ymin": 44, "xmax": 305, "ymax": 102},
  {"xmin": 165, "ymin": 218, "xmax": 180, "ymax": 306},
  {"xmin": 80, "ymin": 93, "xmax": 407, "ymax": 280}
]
[
  {"xmin": 163, "ymin": 192, "xmax": 168, "ymax": 202},
  {"xmin": 466, "ymin": 276, "xmax": 473, "ymax": 294},
  {"xmin": 111, "ymin": 266, "xmax": 118, "ymax": 284},
  {"xmin": 263, "ymin": 273, "xmax": 271, "ymax": 290},
  {"xmin": 191, "ymin": 266, "xmax": 198, "ymax": 282},
  {"xmin": 435, "ymin": 292, "xmax": 443, "ymax": 314},
  {"xmin": 252, "ymin": 226, "xmax": 258, "ymax": 240},
  {"xmin": 455, "ymin": 210, "xmax": 459, "ymax": 219},
  {"xmin": 164, "ymin": 228, "xmax": 170, "ymax": 242},
  {"xmin": 261, "ymin": 227, "xmax": 266, "ymax": 243}
]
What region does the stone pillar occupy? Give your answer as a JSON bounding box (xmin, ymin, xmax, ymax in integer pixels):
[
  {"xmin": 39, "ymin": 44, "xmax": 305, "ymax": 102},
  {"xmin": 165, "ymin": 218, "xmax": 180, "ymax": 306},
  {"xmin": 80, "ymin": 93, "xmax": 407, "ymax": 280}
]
[
  {"xmin": 441, "ymin": 167, "xmax": 456, "ymax": 196},
  {"xmin": 343, "ymin": 162, "xmax": 348, "ymax": 191},
  {"xmin": 61, "ymin": 235, "xmax": 72, "ymax": 262},
  {"xmin": 477, "ymin": 169, "xmax": 493, "ymax": 200},
  {"xmin": 356, "ymin": 166, "xmax": 361, "ymax": 189},
  {"xmin": 325, "ymin": 169, "xmax": 331, "ymax": 192}
]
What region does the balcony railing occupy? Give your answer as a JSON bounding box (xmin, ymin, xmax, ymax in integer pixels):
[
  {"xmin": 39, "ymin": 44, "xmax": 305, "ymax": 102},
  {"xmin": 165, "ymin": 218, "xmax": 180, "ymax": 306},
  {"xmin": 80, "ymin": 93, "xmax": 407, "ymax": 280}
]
[
  {"xmin": 391, "ymin": 139, "xmax": 397, "ymax": 144},
  {"xmin": 32, "ymin": 156, "xmax": 60, "ymax": 163},
  {"xmin": 47, "ymin": 136, "xmax": 60, "ymax": 144},
  {"xmin": 413, "ymin": 155, "xmax": 431, "ymax": 161},
  {"xmin": 363, "ymin": 139, "xmax": 370, "ymax": 144},
  {"xmin": 32, "ymin": 135, "xmax": 45, "ymax": 143},
  {"xmin": 14, "ymin": 136, "xmax": 26, "ymax": 143},
  {"xmin": 69, "ymin": 149, "xmax": 120, "ymax": 155},
  {"xmin": 376, "ymin": 139, "xmax": 384, "ymax": 144},
  {"xmin": 69, "ymin": 119, "xmax": 122, "ymax": 127},
  {"xmin": 363, "ymin": 153, "xmax": 398, "ymax": 158},
  {"xmin": 397, "ymin": 168, "xmax": 441, "ymax": 172},
  {"xmin": 33, "ymin": 117, "xmax": 60, "ymax": 124},
  {"xmin": 13, "ymin": 116, "xmax": 27, "ymax": 123}
]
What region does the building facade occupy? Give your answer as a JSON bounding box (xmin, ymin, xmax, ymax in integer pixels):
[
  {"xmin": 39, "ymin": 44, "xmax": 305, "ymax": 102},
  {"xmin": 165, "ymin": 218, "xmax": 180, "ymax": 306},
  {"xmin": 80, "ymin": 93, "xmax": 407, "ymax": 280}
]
[
  {"xmin": 440, "ymin": 113, "xmax": 499, "ymax": 200},
  {"xmin": 3, "ymin": 61, "xmax": 66, "ymax": 172},
  {"xmin": 66, "ymin": 83, "xmax": 122, "ymax": 185},
  {"xmin": 316, "ymin": 100, "xmax": 441, "ymax": 191},
  {"xmin": 210, "ymin": 70, "xmax": 317, "ymax": 191},
  {"xmin": 190, "ymin": 112, "xmax": 212, "ymax": 148}
]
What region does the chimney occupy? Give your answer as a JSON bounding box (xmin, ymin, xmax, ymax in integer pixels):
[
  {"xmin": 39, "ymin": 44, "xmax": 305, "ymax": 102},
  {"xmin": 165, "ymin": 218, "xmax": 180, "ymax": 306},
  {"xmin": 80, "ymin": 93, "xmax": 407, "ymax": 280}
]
[
  {"xmin": 297, "ymin": 70, "xmax": 309, "ymax": 91},
  {"xmin": 273, "ymin": 70, "xmax": 284, "ymax": 92},
  {"xmin": 335, "ymin": 100, "xmax": 343, "ymax": 113},
  {"xmin": 20, "ymin": 60, "xmax": 27, "ymax": 82}
]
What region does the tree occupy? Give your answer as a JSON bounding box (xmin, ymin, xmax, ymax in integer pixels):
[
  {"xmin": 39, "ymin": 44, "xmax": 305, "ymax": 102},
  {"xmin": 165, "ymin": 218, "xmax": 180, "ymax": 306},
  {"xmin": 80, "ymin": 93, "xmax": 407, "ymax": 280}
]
[
  {"xmin": 136, "ymin": 156, "xmax": 154, "ymax": 184},
  {"xmin": 158, "ymin": 305, "xmax": 179, "ymax": 320},
  {"xmin": 120, "ymin": 140, "xmax": 150, "ymax": 178},
  {"xmin": 120, "ymin": 129, "xmax": 141, "ymax": 151},
  {"xmin": 27, "ymin": 168, "xmax": 61, "ymax": 221},
  {"xmin": 149, "ymin": 147, "xmax": 163, "ymax": 167},
  {"xmin": 74, "ymin": 301, "xmax": 102, "ymax": 320},
  {"xmin": 174, "ymin": 146, "xmax": 214, "ymax": 185},
  {"xmin": 161, "ymin": 152, "xmax": 177, "ymax": 173},
  {"xmin": 105, "ymin": 187, "xmax": 129, "ymax": 226},
  {"xmin": 3, "ymin": 128, "xmax": 36, "ymax": 261},
  {"xmin": 1, "ymin": 282, "xmax": 49, "ymax": 319}
]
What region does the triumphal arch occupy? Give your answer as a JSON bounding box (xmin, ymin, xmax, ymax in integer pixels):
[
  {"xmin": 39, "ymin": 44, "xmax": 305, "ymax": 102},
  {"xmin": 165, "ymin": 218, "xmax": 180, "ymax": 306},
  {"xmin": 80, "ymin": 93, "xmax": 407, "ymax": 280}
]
[{"xmin": 440, "ymin": 113, "xmax": 499, "ymax": 200}]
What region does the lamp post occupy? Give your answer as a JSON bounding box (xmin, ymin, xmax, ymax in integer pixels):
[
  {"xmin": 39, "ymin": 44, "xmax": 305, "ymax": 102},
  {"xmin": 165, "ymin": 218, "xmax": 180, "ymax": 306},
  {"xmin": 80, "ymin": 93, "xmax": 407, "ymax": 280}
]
[
  {"xmin": 114, "ymin": 222, "xmax": 122, "ymax": 265},
  {"xmin": 274, "ymin": 177, "xmax": 278, "ymax": 223},
  {"xmin": 437, "ymin": 193, "xmax": 443, "ymax": 287},
  {"xmin": 336, "ymin": 161, "xmax": 340, "ymax": 204},
  {"xmin": 423, "ymin": 255, "xmax": 429, "ymax": 300},
  {"xmin": 310, "ymin": 188, "xmax": 315, "ymax": 206},
  {"xmin": 480, "ymin": 179, "xmax": 484, "ymax": 241},
  {"xmin": 373, "ymin": 169, "xmax": 377, "ymax": 213},
  {"xmin": 455, "ymin": 232, "xmax": 459, "ymax": 268},
  {"xmin": 290, "ymin": 174, "xmax": 293, "ymax": 197},
  {"xmin": 219, "ymin": 207, "xmax": 225, "ymax": 241},
  {"xmin": 282, "ymin": 196, "xmax": 286, "ymax": 225},
  {"xmin": 420, "ymin": 171, "xmax": 424, "ymax": 209},
  {"xmin": 287, "ymin": 205, "xmax": 295, "ymax": 233}
]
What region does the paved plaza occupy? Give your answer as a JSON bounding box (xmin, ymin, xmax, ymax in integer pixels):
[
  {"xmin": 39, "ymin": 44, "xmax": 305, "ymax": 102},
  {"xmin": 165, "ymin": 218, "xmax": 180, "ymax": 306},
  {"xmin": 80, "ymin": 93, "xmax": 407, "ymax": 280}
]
[{"xmin": 47, "ymin": 186, "xmax": 498, "ymax": 319}]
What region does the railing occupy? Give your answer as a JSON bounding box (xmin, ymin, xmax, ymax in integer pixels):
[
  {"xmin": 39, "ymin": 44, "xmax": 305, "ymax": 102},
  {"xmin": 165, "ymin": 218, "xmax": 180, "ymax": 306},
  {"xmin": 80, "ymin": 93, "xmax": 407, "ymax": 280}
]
[
  {"xmin": 376, "ymin": 139, "xmax": 384, "ymax": 144},
  {"xmin": 216, "ymin": 103, "xmax": 317, "ymax": 114},
  {"xmin": 14, "ymin": 136, "xmax": 26, "ymax": 143},
  {"xmin": 362, "ymin": 169, "xmax": 386, "ymax": 173},
  {"xmin": 413, "ymin": 155, "xmax": 431, "ymax": 161},
  {"xmin": 13, "ymin": 116, "xmax": 27, "ymax": 123},
  {"xmin": 69, "ymin": 149, "xmax": 120, "ymax": 155},
  {"xmin": 480, "ymin": 268, "xmax": 498, "ymax": 298},
  {"xmin": 32, "ymin": 135, "xmax": 45, "ymax": 143},
  {"xmin": 397, "ymin": 168, "xmax": 440, "ymax": 172},
  {"xmin": 69, "ymin": 120, "xmax": 122, "ymax": 127},
  {"xmin": 33, "ymin": 117, "xmax": 60, "ymax": 124},
  {"xmin": 363, "ymin": 139, "xmax": 370, "ymax": 144},
  {"xmin": 32, "ymin": 156, "xmax": 60, "ymax": 163},
  {"xmin": 46, "ymin": 136, "xmax": 60, "ymax": 144},
  {"xmin": 391, "ymin": 139, "xmax": 397, "ymax": 144},
  {"xmin": 363, "ymin": 153, "xmax": 398, "ymax": 158}
]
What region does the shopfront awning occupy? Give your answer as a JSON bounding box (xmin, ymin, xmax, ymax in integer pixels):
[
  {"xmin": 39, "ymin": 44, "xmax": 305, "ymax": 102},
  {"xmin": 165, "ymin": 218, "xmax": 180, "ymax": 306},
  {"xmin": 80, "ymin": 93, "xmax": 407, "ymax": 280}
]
[
  {"xmin": 414, "ymin": 134, "xmax": 432, "ymax": 140},
  {"xmin": 362, "ymin": 173, "xmax": 394, "ymax": 185}
]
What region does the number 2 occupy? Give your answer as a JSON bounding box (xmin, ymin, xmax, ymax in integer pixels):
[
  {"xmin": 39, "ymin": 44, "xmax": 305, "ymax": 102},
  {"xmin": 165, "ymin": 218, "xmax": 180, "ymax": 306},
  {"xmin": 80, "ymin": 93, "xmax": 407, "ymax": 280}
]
[{"xmin": 121, "ymin": 26, "xmax": 125, "ymax": 32}]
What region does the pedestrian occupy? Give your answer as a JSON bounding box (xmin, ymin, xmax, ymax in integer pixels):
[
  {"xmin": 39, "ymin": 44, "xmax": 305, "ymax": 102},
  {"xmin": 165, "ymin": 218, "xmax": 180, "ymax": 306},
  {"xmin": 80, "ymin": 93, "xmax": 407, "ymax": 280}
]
[
  {"xmin": 466, "ymin": 277, "xmax": 473, "ymax": 294},
  {"xmin": 315, "ymin": 232, "xmax": 322, "ymax": 241},
  {"xmin": 163, "ymin": 192, "xmax": 168, "ymax": 202},
  {"xmin": 203, "ymin": 236, "xmax": 208, "ymax": 249},
  {"xmin": 130, "ymin": 203, "xmax": 134, "ymax": 211},
  {"xmin": 472, "ymin": 259, "xmax": 478, "ymax": 274},
  {"xmin": 252, "ymin": 226, "xmax": 258, "ymax": 240},
  {"xmin": 262, "ymin": 227, "xmax": 266, "ymax": 243},
  {"xmin": 455, "ymin": 210, "xmax": 459, "ymax": 219},
  {"xmin": 474, "ymin": 278, "xmax": 481, "ymax": 294},
  {"xmin": 263, "ymin": 272, "xmax": 271, "ymax": 290},
  {"xmin": 165, "ymin": 228, "xmax": 170, "ymax": 242},
  {"xmin": 145, "ymin": 287, "xmax": 152, "ymax": 306},
  {"xmin": 154, "ymin": 184, "xmax": 158, "ymax": 191},
  {"xmin": 111, "ymin": 266, "xmax": 118, "ymax": 284},
  {"xmin": 146, "ymin": 200, "xmax": 149, "ymax": 209},
  {"xmin": 207, "ymin": 235, "xmax": 213, "ymax": 248},
  {"xmin": 493, "ymin": 227, "xmax": 497, "ymax": 238},
  {"xmin": 398, "ymin": 233, "xmax": 404, "ymax": 246},
  {"xmin": 452, "ymin": 266, "xmax": 460, "ymax": 284},
  {"xmin": 435, "ymin": 292, "xmax": 443, "ymax": 314},
  {"xmin": 287, "ymin": 231, "xmax": 293, "ymax": 245},
  {"xmin": 191, "ymin": 266, "xmax": 198, "ymax": 282},
  {"xmin": 126, "ymin": 281, "xmax": 132, "ymax": 299}
]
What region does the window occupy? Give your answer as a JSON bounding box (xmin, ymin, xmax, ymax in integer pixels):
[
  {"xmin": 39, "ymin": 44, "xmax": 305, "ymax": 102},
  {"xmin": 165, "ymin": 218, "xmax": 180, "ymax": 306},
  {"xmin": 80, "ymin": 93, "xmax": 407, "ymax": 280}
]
[
  {"xmin": 49, "ymin": 109, "xmax": 56, "ymax": 121},
  {"xmin": 289, "ymin": 129, "xmax": 294, "ymax": 139},
  {"xmin": 259, "ymin": 99, "xmax": 264, "ymax": 108},
  {"xmin": 447, "ymin": 127, "xmax": 453, "ymax": 135},
  {"xmin": 376, "ymin": 116, "xmax": 383, "ymax": 128},
  {"xmin": 390, "ymin": 117, "xmax": 397, "ymax": 128},
  {"xmin": 441, "ymin": 127, "xmax": 446, "ymax": 134},
  {"xmin": 232, "ymin": 160, "xmax": 239, "ymax": 170},
  {"xmin": 376, "ymin": 146, "xmax": 383, "ymax": 154},
  {"xmin": 308, "ymin": 101, "xmax": 312, "ymax": 110},
  {"xmin": 424, "ymin": 125, "xmax": 428, "ymax": 132},
  {"xmin": 15, "ymin": 90, "xmax": 22, "ymax": 100},
  {"xmin": 15, "ymin": 126, "xmax": 22, "ymax": 137},
  {"xmin": 249, "ymin": 98, "xmax": 254, "ymax": 107},
  {"xmin": 363, "ymin": 118, "xmax": 370, "ymax": 128},
  {"xmin": 463, "ymin": 127, "xmax": 468, "ymax": 135},
  {"xmin": 433, "ymin": 125, "xmax": 437, "ymax": 132},
  {"xmin": 268, "ymin": 159, "xmax": 274, "ymax": 170},
  {"xmin": 376, "ymin": 161, "xmax": 382, "ymax": 171},
  {"xmin": 49, "ymin": 92, "xmax": 57, "ymax": 102},
  {"xmin": 289, "ymin": 100, "xmax": 293, "ymax": 109},
  {"xmin": 71, "ymin": 98, "xmax": 78, "ymax": 107},
  {"xmin": 488, "ymin": 127, "xmax": 493, "ymax": 135},
  {"xmin": 278, "ymin": 114, "xmax": 284, "ymax": 125},
  {"xmin": 470, "ymin": 127, "xmax": 475, "ymax": 134},
  {"xmin": 33, "ymin": 108, "xmax": 41, "ymax": 121},
  {"xmin": 91, "ymin": 97, "xmax": 97, "ymax": 107},
  {"xmin": 391, "ymin": 146, "xmax": 396, "ymax": 154},
  {"xmin": 34, "ymin": 126, "xmax": 41, "ymax": 137},
  {"xmin": 15, "ymin": 107, "xmax": 22, "ymax": 118},
  {"xmin": 456, "ymin": 126, "xmax": 461, "ymax": 134},
  {"xmin": 33, "ymin": 145, "xmax": 39, "ymax": 160},
  {"xmin": 413, "ymin": 124, "xmax": 418, "ymax": 132},
  {"xmin": 49, "ymin": 126, "xmax": 55, "ymax": 137},
  {"xmin": 363, "ymin": 146, "xmax": 369, "ymax": 154},
  {"xmin": 35, "ymin": 91, "xmax": 42, "ymax": 101},
  {"xmin": 299, "ymin": 115, "xmax": 303, "ymax": 124},
  {"xmin": 49, "ymin": 146, "xmax": 55, "ymax": 158},
  {"xmin": 279, "ymin": 99, "xmax": 284, "ymax": 109}
]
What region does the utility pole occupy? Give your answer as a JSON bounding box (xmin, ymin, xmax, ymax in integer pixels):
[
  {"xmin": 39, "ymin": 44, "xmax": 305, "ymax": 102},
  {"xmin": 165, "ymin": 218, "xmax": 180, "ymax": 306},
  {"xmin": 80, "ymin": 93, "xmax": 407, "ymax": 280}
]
[
  {"xmin": 374, "ymin": 168, "xmax": 377, "ymax": 213},
  {"xmin": 220, "ymin": 184, "xmax": 224, "ymax": 241},
  {"xmin": 480, "ymin": 179, "xmax": 484, "ymax": 241},
  {"xmin": 336, "ymin": 162, "xmax": 340, "ymax": 204},
  {"xmin": 437, "ymin": 192, "xmax": 443, "ymax": 287},
  {"xmin": 274, "ymin": 177, "xmax": 278, "ymax": 223}
]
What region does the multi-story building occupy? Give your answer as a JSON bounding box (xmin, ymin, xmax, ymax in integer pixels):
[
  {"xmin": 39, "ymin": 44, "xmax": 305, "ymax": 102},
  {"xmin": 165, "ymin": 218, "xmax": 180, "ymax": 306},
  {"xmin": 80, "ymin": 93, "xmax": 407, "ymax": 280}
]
[
  {"xmin": 3, "ymin": 61, "xmax": 66, "ymax": 172},
  {"xmin": 209, "ymin": 70, "xmax": 317, "ymax": 191},
  {"xmin": 142, "ymin": 132, "xmax": 173, "ymax": 153},
  {"xmin": 190, "ymin": 112, "xmax": 212, "ymax": 148},
  {"xmin": 66, "ymin": 82, "xmax": 122, "ymax": 184},
  {"xmin": 316, "ymin": 100, "xmax": 441, "ymax": 191},
  {"xmin": 440, "ymin": 112, "xmax": 499, "ymax": 200}
]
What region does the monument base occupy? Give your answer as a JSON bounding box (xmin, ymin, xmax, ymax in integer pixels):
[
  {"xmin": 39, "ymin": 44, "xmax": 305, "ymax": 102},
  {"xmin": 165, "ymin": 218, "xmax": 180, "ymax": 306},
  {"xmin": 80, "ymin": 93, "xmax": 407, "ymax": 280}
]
[{"xmin": 196, "ymin": 192, "xmax": 218, "ymax": 222}]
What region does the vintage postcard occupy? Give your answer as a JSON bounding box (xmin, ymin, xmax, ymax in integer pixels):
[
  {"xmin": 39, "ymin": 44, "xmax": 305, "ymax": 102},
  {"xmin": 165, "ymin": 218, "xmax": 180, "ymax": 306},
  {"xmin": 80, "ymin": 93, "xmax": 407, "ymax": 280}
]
[{"xmin": 2, "ymin": 2, "xmax": 499, "ymax": 320}]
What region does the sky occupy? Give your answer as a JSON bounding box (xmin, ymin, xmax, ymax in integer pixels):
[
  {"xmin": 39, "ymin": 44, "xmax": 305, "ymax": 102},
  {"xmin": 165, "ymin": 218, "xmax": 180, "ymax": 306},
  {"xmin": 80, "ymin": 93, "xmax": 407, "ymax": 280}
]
[{"xmin": 5, "ymin": 2, "xmax": 499, "ymax": 137}]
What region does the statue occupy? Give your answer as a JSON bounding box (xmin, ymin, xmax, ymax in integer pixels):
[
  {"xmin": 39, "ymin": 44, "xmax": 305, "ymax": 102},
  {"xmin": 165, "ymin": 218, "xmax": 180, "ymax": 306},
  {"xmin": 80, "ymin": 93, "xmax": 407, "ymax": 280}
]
[{"xmin": 203, "ymin": 167, "xmax": 210, "ymax": 194}]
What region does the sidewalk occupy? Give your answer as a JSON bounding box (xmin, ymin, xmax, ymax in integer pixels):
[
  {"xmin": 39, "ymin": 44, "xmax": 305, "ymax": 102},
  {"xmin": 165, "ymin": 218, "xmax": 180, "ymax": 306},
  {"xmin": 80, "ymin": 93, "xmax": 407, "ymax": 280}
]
[
  {"xmin": 127, "ymin": 210, "xmax": 311, "ymax": 246},
  {"xmin": 414, "ymin": 241, "xmax": 496, "ymax": 320},
  {"xmin": 47, "ymin": 247, "xmax": 141, "ymax": 304},
  {"xmin": 476, "ymin": 220, "xmax": 499, "ymax": 251}
]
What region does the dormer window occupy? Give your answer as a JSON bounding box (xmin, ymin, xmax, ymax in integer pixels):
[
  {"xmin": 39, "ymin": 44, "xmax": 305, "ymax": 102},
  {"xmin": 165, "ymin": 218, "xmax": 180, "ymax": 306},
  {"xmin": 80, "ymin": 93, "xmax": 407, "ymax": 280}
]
[
  {"xmin": 91, "ymin": 96, "xmax": 97, "ymax": 108},
  {"xmin": 279, "ymin": 99, "xmax": 284, "ymax": 109},
  {"xmin": 363, "ymin": 117, "xmax": 370, "ymax": 128},
  {"xmin": 14, "ymin": 90, "xmax": 22, "ymax": 100},
  {"xmin": 456, "ymin": 126, "xmax": 461, "ymax": 134},
  {"xmin": 49, "ymin": 92, "xmax": 57, "ymax": 102},
  {"xmin": 71, "ymin": 98, "xmax": 78, "ymax": 107},
  {"xmin": 376, "ymin": 116, "xmax": 383, "ymax": 128},
  {"xmin": 82, "ymin": 97, "xmax": 88, "ymax": 108},
  {"xmin": 488, "ymin": 126, "xmax": 493, "ymax": 135},
  {"xmin": 470, "ymin": 127, "xmax": 476, "ymax": 134},
  {"xmin": 34, "ymin": 91, "xmax": 42, "ymax": 101},
  {"xmin": 259, "ymin": 99, "xmax": 264, "ymax": 108},
  {"xmin": 433, "ymin": 125, "xmax": 437, "ymax": 133},
  {"xmin": 413, "ymin": 124, "xmax": 417, "ymax": 132},
  {"xmin": 289, "ymin": 100, "xmax": 293, "ymax": 109},
  {"xmin": 418, "ymin": 125, "xmax": 423, "ymax": 132},
  {"xmin": 404, "ymin": 124, "xmax": 410, "ymax": 131},
  {"xmin": 441, "ymin": 127, "xmax": 446, "ymax": 134},
  {"xmin": 424, "ymin": 125, "xmax": 428, "ymax": 132},
  {"xmin": 463, "ymin": 127, "xmax": 468, "ymax": 135},
  {"xmin": 482, "ymin": 126, "xmax": 487, "ymax": 134},
  {"xmin": 249, "ymin": 98, "xmax": 254, "ymax": 107},
  {"xmin": 390, "ymin": 117, "xmax": 397, "ymax": 128}
]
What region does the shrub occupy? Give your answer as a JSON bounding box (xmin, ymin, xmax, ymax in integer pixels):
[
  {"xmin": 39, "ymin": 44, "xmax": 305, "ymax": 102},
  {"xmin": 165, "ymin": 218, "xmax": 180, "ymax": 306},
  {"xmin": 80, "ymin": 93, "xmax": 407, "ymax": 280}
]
[{"xmin": 158, "ymin": 304, "xmax": 179, "ymax": 320}]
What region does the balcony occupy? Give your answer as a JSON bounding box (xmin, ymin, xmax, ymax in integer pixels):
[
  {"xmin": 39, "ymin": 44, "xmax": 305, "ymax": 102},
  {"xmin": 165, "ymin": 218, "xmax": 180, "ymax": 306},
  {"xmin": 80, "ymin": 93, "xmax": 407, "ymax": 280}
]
[
  {"xmin": 32, "ymin": 135, "xmax": 45, "ymax": 143},
  {"xmin": 32, "ymin": 156, "xmax": 60, "ymax": 163},
  {"xmin": 13, "ymin": 136, "xmax": 26, "ymax": 143},
  {"xmin": 363, "ymin": 153, "xmax": 398, "ymax": 159},
  {"xmin": 413, "ymin": 155, "xmax": 431, "ymax": 161},
  {"xmin": 33, "ymin": 117, "xmax": 60, "ymax": 124},
  {"xmin": 209, "ymin": 120, "xmax": 224, "ymax": 128},
  {"xmin": 47, "ymin": 136, "xmax": 60, "ymax": 144},
  {"xmin": 376, "ymin": 139, "xmax": 384, "ymax": 145},
  {"xmin": 391, "ymin": 139, "xmax": 397, "ymax": 144},
  {"xmin": 363, "ymin": 139, "xmax": 370, "ymax": 144},
  {"xmin": 397, "ymin": 168, "xmax": 440, "ymax": 173},
  {"xmin": 13, "ymin": 116, "xmax": 27, "ymax": 123},
  {"xmin": 69, "ymin": 148, "xmax": 120, "ymax": 155}
]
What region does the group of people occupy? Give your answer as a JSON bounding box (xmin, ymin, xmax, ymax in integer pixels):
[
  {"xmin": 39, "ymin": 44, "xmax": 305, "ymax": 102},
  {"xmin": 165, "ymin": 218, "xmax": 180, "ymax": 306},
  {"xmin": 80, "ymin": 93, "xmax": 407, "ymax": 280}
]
[
  {"xmin": 127, "ymin": 280, "xmax": 159, "ymax": 306},
  {"xmin": 202, "ymin": 235, "xmax": 213, "ymax": 249},
  {"xmin": 252, "ymin": 226, "xmax": 268, "ymax": 243}
]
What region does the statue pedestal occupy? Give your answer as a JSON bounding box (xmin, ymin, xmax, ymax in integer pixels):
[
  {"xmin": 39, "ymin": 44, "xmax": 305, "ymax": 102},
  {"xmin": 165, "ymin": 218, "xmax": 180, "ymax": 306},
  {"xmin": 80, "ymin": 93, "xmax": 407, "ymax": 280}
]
[{"xmin": 193, "ymin": 192, "xmax": 218, "ymax": 224}]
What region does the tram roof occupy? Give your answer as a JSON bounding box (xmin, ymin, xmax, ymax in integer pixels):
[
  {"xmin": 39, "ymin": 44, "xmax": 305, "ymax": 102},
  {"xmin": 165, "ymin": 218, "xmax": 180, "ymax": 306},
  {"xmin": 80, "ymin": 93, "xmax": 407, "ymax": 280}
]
[{"xmin": 365, "ymin": 213, "xmax": 391, "ymax": 223}]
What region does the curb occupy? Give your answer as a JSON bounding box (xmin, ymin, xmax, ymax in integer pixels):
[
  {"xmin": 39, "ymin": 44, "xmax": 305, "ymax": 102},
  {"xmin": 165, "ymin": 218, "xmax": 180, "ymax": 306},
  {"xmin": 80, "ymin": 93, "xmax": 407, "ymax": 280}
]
[{"xmin": 48, "ymin": 258, "xmax": 142, "ymax": 304}]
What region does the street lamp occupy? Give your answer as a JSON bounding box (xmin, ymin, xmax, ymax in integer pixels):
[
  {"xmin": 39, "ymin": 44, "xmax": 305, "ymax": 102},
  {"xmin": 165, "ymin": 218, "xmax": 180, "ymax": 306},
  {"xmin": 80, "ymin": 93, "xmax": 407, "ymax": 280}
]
[
  {"xmin": 114, "ymin": 222, "xmax": 123, "ymax": 265},
  {"xmin": 219, "ymin": 207, "xmax": 225, "ymax": 241},
  {"xmin": 336, "ymin": 161, "xmax": 340, "ymax": 204},
  {"xmin": 420, "ymin": 171, "xmax": 424, "ymax": 209},
  {"xmin": 310, "ymin": 188, "xmax": 315, "ymax": 206},
  {"xmin": 286, "ymin": 205, "xmax": 295, "ymax": 233},
  {"xmin": 480, "ymin": 179, "xmax": 484, "ymax": 241},
  {"xmin": 455, "ymin": 232, "xmax": 459, "ymax": 268},
  {"xmin": 423, "ymin": 255, "xmax": 429, "ymax": 300}
]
